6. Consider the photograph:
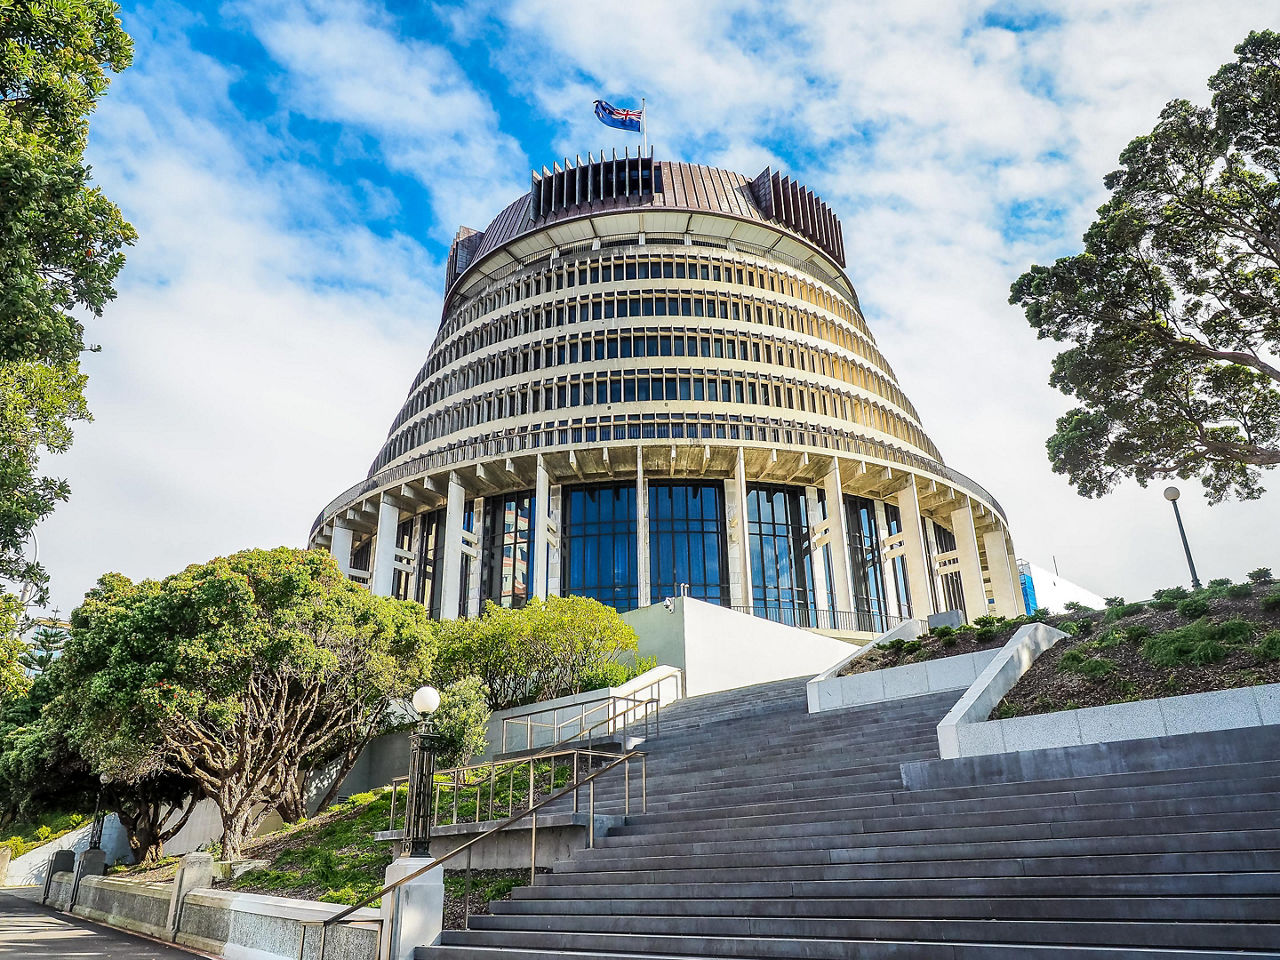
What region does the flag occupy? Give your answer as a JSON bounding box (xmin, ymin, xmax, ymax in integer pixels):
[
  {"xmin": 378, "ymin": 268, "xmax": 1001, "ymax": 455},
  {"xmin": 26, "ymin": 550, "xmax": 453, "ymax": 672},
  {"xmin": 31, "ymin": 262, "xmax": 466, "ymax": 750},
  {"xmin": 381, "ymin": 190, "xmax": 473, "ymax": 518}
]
[{"xmin": 594, "ymin": 99, "xmax": 643, "ymax": 132}]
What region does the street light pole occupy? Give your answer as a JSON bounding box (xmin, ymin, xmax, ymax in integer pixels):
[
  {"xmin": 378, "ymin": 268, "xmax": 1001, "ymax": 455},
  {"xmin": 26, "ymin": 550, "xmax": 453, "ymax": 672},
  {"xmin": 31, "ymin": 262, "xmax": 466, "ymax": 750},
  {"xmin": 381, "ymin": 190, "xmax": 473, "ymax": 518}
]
[
  {"xmin": 403, "ymin": 685, "xmax": 441, "ymax": 859},
  {"xmin": 1163, "ymin": 486, "xmax": 1202, "ymax": 590}
]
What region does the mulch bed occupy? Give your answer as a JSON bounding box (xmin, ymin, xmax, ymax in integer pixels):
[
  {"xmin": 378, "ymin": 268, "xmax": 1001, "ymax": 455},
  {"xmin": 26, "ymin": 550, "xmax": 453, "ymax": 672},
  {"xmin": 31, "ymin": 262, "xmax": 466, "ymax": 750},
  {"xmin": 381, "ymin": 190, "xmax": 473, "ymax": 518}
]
[
  {"xmin": 839, "ymin": 617, "xmax": 1073, "ymax": 677},
  {"xmin": 994, "ymin": 596, "xmax": 1280, "ymax": 719}
]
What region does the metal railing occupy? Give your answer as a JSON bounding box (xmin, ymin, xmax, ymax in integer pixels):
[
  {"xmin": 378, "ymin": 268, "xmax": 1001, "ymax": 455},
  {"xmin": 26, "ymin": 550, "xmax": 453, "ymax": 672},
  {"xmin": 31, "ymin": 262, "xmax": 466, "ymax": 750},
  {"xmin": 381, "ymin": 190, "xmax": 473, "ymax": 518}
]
[
  {"xmin": 730, "ymin": 603, "xmax": 905, "ymax": 634},
  {"xmin": 319, "ymin": 748, "xmax": 644, "ymax": 951},
  {"xmin": 500, "ymin": 693, "xmax": 656, "ymax": 755}
]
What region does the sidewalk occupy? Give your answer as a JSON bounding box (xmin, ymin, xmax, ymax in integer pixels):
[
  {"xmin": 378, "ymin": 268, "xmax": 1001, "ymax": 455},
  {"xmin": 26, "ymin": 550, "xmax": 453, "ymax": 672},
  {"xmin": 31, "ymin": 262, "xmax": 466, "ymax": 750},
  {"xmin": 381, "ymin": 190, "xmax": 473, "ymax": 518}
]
[{"xmin": 0, "ymin": 887, "xmax": 211, "ymax": 958}]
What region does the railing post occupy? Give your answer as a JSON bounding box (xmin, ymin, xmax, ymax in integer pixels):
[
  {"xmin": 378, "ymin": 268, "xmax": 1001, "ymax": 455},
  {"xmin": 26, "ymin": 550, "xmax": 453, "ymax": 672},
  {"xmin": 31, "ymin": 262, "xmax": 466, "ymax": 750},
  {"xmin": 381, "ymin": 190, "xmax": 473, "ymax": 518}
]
[
  {"xmin": 588, "ymin": 780, "xmax": 596, "ymax": 848},
  {"xmin": 642, "ymin": 754, "xmax": 648, "ymax": 812},
  {"xmin": 464, "ymin": 846, "xmax": 472, "ymax": 930},
  {"xmin": 487, "ymin": 765, "xmax": 496, "ymax": 823},
  {"xmin": 573, "ymin": 751, "xmax": 580, "ymax": 813},
  {"xmin": 624, "ymin": 758, "xmax": 630, "ymax": 816},
  {"xmin": 530, "ymin": 809, "xmax": 537, "ymax": 885},
  {"xmin": 528, "ymin": 760, "xmax": 535, "ymax": 811}
]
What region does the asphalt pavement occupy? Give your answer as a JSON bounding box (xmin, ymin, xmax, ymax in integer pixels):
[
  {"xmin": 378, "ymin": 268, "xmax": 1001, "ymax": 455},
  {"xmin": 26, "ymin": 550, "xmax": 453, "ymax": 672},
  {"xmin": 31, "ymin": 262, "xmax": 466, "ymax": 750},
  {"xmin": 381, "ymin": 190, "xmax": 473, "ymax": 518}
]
[{"xmin": 0, "ymin": 888, "xmax": 210, "ymax": 958}]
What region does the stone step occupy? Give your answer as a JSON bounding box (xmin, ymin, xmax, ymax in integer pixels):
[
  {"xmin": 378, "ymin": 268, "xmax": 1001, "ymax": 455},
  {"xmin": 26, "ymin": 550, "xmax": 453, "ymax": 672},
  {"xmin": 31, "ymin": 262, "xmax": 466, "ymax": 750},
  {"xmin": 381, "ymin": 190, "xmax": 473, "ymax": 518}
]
[{"xmin": 460, "ymin": 912, "xmax": 1280, "ymax": 951}]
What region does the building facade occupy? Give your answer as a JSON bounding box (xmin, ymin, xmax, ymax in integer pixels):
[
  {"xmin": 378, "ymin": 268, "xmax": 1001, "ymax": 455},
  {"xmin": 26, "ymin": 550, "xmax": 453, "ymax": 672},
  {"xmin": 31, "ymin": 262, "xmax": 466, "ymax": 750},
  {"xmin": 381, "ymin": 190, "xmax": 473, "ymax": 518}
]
[{"xmin": 309, "ymin": 152, "xmax": 1024, "ymax": 636}]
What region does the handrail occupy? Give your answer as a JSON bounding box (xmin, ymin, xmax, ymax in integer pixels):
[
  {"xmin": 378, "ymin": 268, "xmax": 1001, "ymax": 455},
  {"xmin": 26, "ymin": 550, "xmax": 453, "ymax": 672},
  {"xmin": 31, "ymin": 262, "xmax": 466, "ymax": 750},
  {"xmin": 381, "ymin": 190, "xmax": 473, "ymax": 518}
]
[
  {"xmin": 388, "ymin": 697, "xmax": 658, "ymax": 832},
  {"xmin": 500, "ymin": 691, "xmax": 657, "ymax": 753},
  {"xmin": 326, "ymin": 748, "xmax": 645, "ymax": 927}
]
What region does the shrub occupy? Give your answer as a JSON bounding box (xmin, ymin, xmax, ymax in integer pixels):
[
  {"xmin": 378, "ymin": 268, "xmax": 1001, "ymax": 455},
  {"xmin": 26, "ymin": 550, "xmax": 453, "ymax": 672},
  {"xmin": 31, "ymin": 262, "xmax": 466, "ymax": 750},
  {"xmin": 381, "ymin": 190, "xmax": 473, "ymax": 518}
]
[
  {"xmin": 1073, "ymin": 618, "xmax": 1095, "ymax": 637},
  {"xmin": 972, "ymin": 615, "xmax": 1000, "ymax": 628},
  {"xmin": 1247, "ymin": 567, "xmax": 1273, "ymax": 585},
  {"xmin": 1226, "ymin": 583, "xmax": 1253, "ymax": 599},
  {"xmin": 1152, "ymin": 586, "xmax": 1191, "ymax": 602},
  {"xmin": 1060, "ymin": 649, "xmax": 1116, "ymax": 678},
  {"xmin": 1258, "ymin": 631, "xmax": 1280, "ymax": 661},
  {"xmin": 1151, "ymin": 598, "xmax": 1177, "ymax": 611},
  {"xmin": 432, "ymin": 677, "xmax": 492, "ymax": 768},
  {"xmin": 1142, "ymin": 618, "xmax": 1256, "ymax": 668},
  {"xmin": 1113, "ymin": 602, "xmax": 1145, "ymax": 619},
  {"xmin": 974, "ymin": 626, "xmax": 997, "ymax": 643},
  {"xmin": 1062, "ymin": 601, "xmax": 1094, "ymax": 614},
  {"xmin": 1176, "ymin": 595, "xmax": 1211, "ymax": 619},
  {"xmin": 931, "ymin": 626, "xmax": 955, "ymax": 640},
  {"xmin": 939, "ymin": 634, "xmax": 957, "ymax": 648},
  {"xmin": 901, "ymin": 640, "xmax": 923, "ymax": 655},
  {"xmin": 1204, "ymin": 578, "xmax": 1234, "ymax": 599},
  {"xmin": 1030, "ymin": 608, "xmax": 1050, "ymax": 622},
  {"xmin": 1104, "ymin": 596, "xmax": 1125, "ymax": 608},
  {"xmin": 1262, "ymin": 589, "xmax": 1280, "ymax": 612},
  {"xmin": 1059, "ymin": 620, "xmax": 1079, "ymax": 636}
]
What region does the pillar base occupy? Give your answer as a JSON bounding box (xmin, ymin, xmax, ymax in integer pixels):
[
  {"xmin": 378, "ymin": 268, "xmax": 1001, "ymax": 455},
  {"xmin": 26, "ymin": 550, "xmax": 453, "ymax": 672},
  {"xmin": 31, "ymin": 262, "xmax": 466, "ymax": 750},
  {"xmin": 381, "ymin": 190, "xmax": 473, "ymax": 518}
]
[{"xmin": 381, "ymin": 857, "xmax": 444, "ymax": 960}]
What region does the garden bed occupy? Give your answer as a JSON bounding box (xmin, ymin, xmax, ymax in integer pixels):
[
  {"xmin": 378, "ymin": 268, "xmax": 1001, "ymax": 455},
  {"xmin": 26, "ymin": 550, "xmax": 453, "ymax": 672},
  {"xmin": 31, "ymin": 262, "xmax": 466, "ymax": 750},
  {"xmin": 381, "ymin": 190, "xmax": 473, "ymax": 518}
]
[
  {"xmin": 993, "ymin": 581, "xmax": 1280, "ymax": 720},
  {"xmin": 839, "ymin": 612, "xmax": 1077, "ymax": 677}
]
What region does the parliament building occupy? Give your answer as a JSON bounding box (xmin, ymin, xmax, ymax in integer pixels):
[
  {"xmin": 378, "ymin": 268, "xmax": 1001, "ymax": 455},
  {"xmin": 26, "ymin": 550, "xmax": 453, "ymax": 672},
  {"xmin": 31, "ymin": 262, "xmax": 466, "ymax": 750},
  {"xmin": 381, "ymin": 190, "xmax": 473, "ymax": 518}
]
[{"xmin": 309, "ymin": 151, "xmax": 1024, "ymax": 637}]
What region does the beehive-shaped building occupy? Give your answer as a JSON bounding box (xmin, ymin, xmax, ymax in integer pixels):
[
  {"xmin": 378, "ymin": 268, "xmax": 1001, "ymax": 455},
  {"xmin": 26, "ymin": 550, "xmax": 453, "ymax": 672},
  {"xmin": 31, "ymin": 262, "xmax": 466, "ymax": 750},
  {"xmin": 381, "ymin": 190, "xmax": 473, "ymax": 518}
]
[{"xmin": 309, "ymin": 151, "xmax": 1023, "ymax": 635}]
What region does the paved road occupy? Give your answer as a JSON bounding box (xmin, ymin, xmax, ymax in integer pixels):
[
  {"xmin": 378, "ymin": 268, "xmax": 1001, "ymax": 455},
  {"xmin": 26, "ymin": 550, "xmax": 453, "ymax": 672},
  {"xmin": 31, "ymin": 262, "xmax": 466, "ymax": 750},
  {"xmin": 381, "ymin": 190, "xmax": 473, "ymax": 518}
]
[{"xmin": 0, "ymin": 888, "xmax": 207, "ymax": 958}]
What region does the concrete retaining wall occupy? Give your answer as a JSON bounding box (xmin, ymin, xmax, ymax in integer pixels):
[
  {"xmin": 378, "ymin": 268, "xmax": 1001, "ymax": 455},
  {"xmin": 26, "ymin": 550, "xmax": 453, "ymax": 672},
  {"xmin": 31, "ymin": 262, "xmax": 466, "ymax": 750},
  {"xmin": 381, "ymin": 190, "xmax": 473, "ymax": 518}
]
[
  {"xmin": 935, "ymin": 621, "xmax": 1280, "ymax": 760},
  {"xmin": 6, "ymin": 815, "xmax": 132, "ymax": 887},
  {"xmin": 43, "ymin": 869, "xmax": 379, "ymax": 960},
  {"xmin": 807, "ymin": 636, "xmax": 998, "ymax": 714}
]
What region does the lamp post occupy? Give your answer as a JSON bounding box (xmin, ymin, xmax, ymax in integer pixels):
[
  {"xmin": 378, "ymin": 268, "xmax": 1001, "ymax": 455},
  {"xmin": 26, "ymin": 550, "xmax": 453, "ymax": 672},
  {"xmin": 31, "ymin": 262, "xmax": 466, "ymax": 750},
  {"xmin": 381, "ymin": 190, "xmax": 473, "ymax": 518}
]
[
  {"xmin": 88, "ymin": 774, "xmax": 109, "ymax": 851},
  {"xmin": 1163, "ymin": 486, "xmax": 1202, "ymax": 590},
  {"xmin": 403, "ymin": 685, "xmax": 441, "ymax": 858}
]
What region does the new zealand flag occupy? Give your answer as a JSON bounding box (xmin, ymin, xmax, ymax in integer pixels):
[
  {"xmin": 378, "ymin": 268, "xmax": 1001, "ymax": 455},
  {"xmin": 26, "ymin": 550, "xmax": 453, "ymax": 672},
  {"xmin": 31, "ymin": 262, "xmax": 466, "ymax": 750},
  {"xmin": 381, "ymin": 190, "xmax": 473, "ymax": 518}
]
[{"xmin": 594, "ymin": 99, "xmax": 643, "ymax": 132}]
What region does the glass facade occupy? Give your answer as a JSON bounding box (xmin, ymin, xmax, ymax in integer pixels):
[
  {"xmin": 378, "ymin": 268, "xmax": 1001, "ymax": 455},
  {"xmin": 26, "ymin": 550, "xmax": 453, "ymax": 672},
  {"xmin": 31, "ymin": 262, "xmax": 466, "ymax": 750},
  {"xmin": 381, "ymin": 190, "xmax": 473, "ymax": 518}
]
[
  {"xmin": 649, "ymin": 483, "xmax": 727, "ymax": 606},
  {"xmin": 930, "ymin": 521, "xmax": 967, "ymax": 617},
  {"xmin": 844, "ymin": 495, "xmax": 887, "ymax": 633},
  {"xmin": 414, "ymin": 509, "xmax": 443, "ymax": 617},
  {"xmin": 563, "ymin": 484, "xmax": 639, "ymax": 611},
  {"xmin": 883, "ymin": 503, "xmax": 912, "ymax": 618},
  {"xmin": 391, "ymin": 518, "xmax": 414, "ymax": 601},
  {"xmin": 747, "ymin": 484, "xmax": 815, "ymax": 627},
  {"xmin": 481, "ymin": 491, "xmax": 535, "ymax": 608}
]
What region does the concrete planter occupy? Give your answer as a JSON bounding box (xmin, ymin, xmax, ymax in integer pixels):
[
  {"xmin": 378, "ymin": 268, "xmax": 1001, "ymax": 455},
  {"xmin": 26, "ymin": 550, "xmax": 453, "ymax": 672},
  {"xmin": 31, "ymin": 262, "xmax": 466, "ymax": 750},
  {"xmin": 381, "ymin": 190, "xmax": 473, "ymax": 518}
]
[
  {"xmin": 806, "ymin": 618, "xmax": 1003, "ymax": 714},
  {"xmin": 937, "ymin": 621, "xmax": 1280, "ymax": 759}
]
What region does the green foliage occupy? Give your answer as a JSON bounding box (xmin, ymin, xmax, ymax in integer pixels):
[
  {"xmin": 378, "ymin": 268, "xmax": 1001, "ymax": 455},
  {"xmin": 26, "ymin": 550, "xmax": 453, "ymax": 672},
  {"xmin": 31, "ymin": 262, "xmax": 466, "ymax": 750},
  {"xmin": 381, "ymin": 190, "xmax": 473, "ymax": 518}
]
[
  {"xmin": 931, "ymin": 625, "xmax": 955, "ymax": 639},
  {"xmin": 1142, "ymin": 618, "xmax": 1258, "ymax": 667},
  {"xmin": 0, "ymin": 1, "xmax": 135, "ymax": 627},
  {"xmin": 18, "ymin": 625, "xmax": 66, "ymax": 675},
  {"xmin": 1226, "ymin": 583, "xmax": 1254, "ymax": 599},
  {"xmin": 900, "ymin": 640, "xmax": 923, "ymax": 655},
  {"xmin": 1009, "ymin": 30, "xmax": 1280, "ymax": 502},
  {"xmin": 1176, "ymin": 595, "xmax": 1211, "ymax": 619},
  {"xmin": 58, "ymin": 548, "xmax": 434, "ymax": 860},
  {"xmin": 434, "ymin": 596, "xmax": 639, "ymax": 710},
  {"xmin": 1248, "ymin": 567, "xmax": 1273, "ymax": 584},
  {"xmin": 1060, "ymin": 647, "xmax": 1116, "ymax": 678},
  {"xmin": 1106, "ymin": 602, "xmax": 1146, "ymax": 621},
  {"xmin": 1151, "ymin": 599, "xmax": 1177, "ymax": 611},
  {"xmin": 0, "ymin": 808, "xmax": 89, "ymax": 858},
  {"xmin": 973, "ymin": 626, "xmax": 997, "ymax": 643},
  {"xmin": 1104, "ymin": 596, "xmax": 1125, "ymax": 608},
  {"xmin": 1062, "ymin": 601, "xmax": 1095, "ymax": 614},
  {"xmin": 432, "ymin": 677, "xmax": 491, "ymax": 768},
  {"xmin": 1262, "ymin": 589, "xmax": 1280, "ymax": 612},
  {"xmin": 1153, "ymin": 586, "xmax": 1191, "ymax": 602},
  {"xmin": 972, "ymin": 615, "xmax": 1001, "ymax": 628}
]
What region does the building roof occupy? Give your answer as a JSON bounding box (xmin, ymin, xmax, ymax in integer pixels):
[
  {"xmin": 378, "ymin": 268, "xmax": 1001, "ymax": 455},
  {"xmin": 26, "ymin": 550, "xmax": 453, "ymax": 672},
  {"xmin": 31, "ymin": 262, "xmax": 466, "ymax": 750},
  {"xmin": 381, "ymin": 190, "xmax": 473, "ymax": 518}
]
[{"xmin": 445, "ymin": 154, "xmax": 847, "ymax": 297}]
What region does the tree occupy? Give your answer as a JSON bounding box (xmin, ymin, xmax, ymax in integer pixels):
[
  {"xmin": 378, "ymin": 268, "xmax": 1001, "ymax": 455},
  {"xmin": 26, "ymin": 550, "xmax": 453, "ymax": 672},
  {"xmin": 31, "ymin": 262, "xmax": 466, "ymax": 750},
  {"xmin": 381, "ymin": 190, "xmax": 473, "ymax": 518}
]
[
  {"xmin": 18, "ymin": 624, "xmax": 65, "ymax": 674},
  {"xmin": 1010, "ymin": 30, "xmax": 1280, "ymax": 502},
  {"xmin": 0, "ymin": 1, "xmax": 135, "ymax": 619},
  {"xmin": 57, "ymin": 548, "xmax": 435, "ymax": 860},
  {"xmin": 431, "ymin": 676, "xmax": 491, "ymax": 768},
  {"xmin": 435, "ymin": 596, "xmax": 640, "ymax": 710}
]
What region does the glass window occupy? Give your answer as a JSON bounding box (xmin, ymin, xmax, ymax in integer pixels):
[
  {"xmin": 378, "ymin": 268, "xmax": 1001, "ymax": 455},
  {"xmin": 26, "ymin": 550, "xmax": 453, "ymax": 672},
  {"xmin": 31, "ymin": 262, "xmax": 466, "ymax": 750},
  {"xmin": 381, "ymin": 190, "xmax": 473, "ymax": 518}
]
[
  {"xmin": 844, "ymin": 495, "xmax": 888, "ymax": 632},
  {"xmin": 649, "ymin": 483, "xmax": 727, "ymax": 606},
  {"xmin": 747, "ymin": 485, "xmax": 815, "ymax": 628},
  {"xmin": 883, "ymin": 503, "xmax": 912, "ymax": 618},
  {"xmin": 481, "ymin": 491, "xmax": 535, "ymax": 608},
  {"xmin": 563, "ymin": 484, "xmax": 638, "ymax": 611}
]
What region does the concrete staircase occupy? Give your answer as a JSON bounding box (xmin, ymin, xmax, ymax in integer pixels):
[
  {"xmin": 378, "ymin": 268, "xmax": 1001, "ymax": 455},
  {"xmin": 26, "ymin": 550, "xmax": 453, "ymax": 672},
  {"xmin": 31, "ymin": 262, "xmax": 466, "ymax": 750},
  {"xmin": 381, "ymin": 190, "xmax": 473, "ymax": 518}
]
[{"xmin": 424, "ymin": 677, "xmax": 1280, "ymax": 958}]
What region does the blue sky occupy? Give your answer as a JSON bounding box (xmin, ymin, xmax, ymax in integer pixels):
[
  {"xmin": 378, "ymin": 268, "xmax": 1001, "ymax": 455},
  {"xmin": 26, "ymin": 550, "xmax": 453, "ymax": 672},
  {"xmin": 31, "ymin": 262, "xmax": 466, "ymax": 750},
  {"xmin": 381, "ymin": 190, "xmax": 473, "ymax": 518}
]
[{"xmin": 32, "ymin": 0, "xmax": 1280, "ymax": 615}]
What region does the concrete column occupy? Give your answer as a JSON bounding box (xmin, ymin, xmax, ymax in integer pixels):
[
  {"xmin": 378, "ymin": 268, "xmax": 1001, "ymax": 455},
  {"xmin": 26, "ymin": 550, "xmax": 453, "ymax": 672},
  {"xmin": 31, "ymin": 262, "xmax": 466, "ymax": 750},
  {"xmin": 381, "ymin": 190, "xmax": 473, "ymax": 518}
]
[
  {"xmin": 370, "ymin": 495, "xmax": 401, "ymax": 597},
  {"xmin": 381, "ymin": 859, "xmax": 443, "ymax": 960},
  {"xmin": 466, "ymin": 497, "xmax": 484, "ymax": 617},
  {"xmin": 894, "ymin": 477, "xmax": 935, "ymax": 619},
  {"xmin": 329, "ymin": 521, "xmax": 354, "ymax": 572},
  {"xmin": 725, "ymin": 447, "xmax": 752, "ymax": 608},
  {"xmin": 533, "ymin": 455, "xmax": 550, "ymax": 600},
  {"xmin": 439, "ymin": 473, "xmax": 466, "ymax": 620},
  {"xmin": 166, "ymin": 852, "xmax": 213, "ymax": 940},
  {"xmin": 635, "ymin": 448, "xmax": 651, "ymax": 607},
  {"xmin": 804, "ymin": 485, "xmax": 830, "ymax": 618},
  {"xmin": 951, "ymin": 497, "xmax": 989, "ymax": 622},
  {"xmin": 822, "ymin": 463, "xmax": 854, "ymax": 613},
  {"xmin": 547, "ymin": 484, "xmax": 562, "ymax": 598},
  {"xmin": 983, "ymin": 527, "xmax": 1023, "ymax": 618}
]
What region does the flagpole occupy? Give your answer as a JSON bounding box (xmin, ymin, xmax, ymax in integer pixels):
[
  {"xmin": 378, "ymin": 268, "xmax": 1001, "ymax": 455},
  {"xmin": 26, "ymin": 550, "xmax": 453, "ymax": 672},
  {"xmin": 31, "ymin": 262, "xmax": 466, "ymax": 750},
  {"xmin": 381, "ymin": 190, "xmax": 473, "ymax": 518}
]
[{"xmin": 641, "ymin": 97, "xmax": 647, "ymax": 155}]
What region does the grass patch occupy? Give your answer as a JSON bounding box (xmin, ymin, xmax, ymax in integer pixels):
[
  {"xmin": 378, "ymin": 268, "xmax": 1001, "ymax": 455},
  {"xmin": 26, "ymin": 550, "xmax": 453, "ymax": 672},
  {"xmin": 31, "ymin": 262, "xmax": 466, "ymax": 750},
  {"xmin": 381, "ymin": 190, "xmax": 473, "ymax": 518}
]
[{"xmin": 1, "ymin": 810, "xmax": 89, "ymax": 859}]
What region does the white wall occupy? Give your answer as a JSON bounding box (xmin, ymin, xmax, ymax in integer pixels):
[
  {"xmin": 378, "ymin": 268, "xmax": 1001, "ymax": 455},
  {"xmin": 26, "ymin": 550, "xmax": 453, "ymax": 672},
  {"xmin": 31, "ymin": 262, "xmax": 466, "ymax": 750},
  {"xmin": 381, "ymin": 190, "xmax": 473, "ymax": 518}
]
[
  {"xmin": 1024, "ymin": 560, "xmax": 1107, "ymax": 613},
  {"xmin": 627, "ymin": 598, "xmax": 855, "ymax": 698}
]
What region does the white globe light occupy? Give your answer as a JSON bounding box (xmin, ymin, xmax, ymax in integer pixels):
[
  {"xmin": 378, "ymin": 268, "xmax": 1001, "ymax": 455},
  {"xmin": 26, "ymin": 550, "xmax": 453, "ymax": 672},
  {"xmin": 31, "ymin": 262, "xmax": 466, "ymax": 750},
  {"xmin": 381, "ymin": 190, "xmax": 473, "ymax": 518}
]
[
  {"xmin": 412, "ymin": 685, "xmax": 440, "ymax": 715},
  {"xmin": 1163, "ymin": 486, "xmax": 1181, "ymax": 502}
]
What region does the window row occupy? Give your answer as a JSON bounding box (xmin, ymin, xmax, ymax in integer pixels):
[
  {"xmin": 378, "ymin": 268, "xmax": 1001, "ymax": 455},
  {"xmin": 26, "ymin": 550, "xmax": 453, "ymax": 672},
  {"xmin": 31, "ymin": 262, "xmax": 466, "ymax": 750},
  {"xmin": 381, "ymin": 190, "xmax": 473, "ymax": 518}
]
[
  {"xmin": 390, "ymin": 323, "xmax": 919, "ymax": 439},
  {"xmin": 430, "ymin": 246, "xmax": 872, "ymax": 359},
  {"xmin": 377, "ymin": 367, "xmax": 937, "ymax": 468}
]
